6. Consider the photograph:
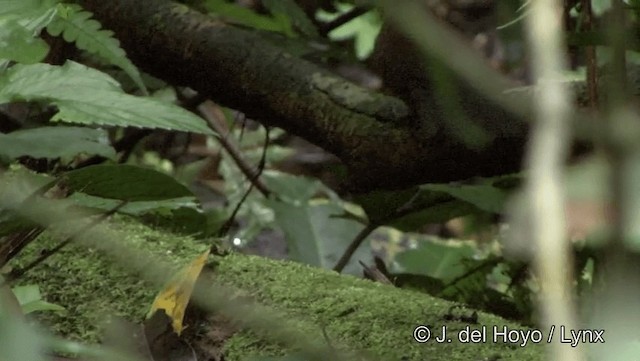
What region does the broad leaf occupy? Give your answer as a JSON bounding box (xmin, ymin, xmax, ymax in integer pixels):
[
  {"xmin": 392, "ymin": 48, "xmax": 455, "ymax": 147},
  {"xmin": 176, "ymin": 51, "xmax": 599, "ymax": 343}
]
[
  {"xmin": 389, "ymin": 200, "xmax": 476, "ymax": 232},
  {"xmin": 355, "ymin": 187, "xmax": 420, "ymax": 223},
  {"xmin": 267, "ymin": 199, "xmax": 371, "ymax": 275},
  {"xmin": 11, "ymin": 285, "xmax": 64, "ymax": 314},
  {"xmin": 64, "ymin": 164, "xmax": 195, "ymax": 202},
  {"xmin": 420, "ymin": 183, "xmax": 508, "ymax": 213},
  {"xmin": 261, "ymin": 171, "xmax": 322, "ymax": 204},
  {"xmin": 390, "ymin": 238, "xmax": 477, "ymax": 283},
  {"xmin": 67, "ymin": 193, "xmax": 206, "ymax": 235},
  {"xmin": 0, "ymin": 19, "xmax": 49, "ymax": 63},
  {"xmin": 0, "ymin": 62, "xmax": 214, "ymax": 135},
  {"xmin": 0, "ymin": 126, "xmax": 115, "ymax": 162},
  {"xmin": 356, "ymin": 187, "xmax": 477, "ymax": 231}
]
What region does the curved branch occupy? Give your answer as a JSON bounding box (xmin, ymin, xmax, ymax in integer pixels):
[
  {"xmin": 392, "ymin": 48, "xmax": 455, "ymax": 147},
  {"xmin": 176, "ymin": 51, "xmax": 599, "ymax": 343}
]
[{"xmin": 82, "ymin": 0, "xmax": 529, "ymax": 191}]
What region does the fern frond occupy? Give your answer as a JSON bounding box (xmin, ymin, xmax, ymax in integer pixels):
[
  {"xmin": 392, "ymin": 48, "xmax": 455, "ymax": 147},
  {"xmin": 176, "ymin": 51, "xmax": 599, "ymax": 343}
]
[{"xmin": 47, "ymin": 4, "xmax": 148, "ymax": 95}]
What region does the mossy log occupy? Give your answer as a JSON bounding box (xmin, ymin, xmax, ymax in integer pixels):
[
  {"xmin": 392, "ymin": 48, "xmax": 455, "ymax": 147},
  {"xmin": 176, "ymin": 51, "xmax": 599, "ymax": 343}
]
[{"xmin": 16, "ymin": 217, "xmax": 544, "ymax": 361}]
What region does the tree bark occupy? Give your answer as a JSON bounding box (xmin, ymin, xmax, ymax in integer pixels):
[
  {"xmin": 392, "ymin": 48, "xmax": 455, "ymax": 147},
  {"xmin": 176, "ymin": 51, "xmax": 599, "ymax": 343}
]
[{"xmin": 82, "ymin": 0, "xmax": 529, "ymax": 192}]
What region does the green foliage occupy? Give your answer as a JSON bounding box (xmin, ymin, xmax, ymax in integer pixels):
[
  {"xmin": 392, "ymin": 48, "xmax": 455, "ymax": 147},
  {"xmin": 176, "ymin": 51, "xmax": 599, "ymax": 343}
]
[
  {"xmin": 64, "ymin": 164, "xmax": 195, "ymax": 202},
  {"xmin": 391, "ymin": 237, "xmax": 476, "ymax": 283},
  {"xmin": 0, "ymin": 18, "xmax": 50, "ymax": 64},
  {"xmin": 0, "ymin": 126, "xmax": 116, "ymax": 162},
  {"xmin": 262, "ymin": 0, "xmax": 318, "ymax": 38},
  {"xmin": 266, "ymin": 198, "xmax": 371, "ymax": 275},
  {"xmin": 0, "ymin": 168, "xmax": 53, "ymax": 237},
  {"xmin": 0, "ymin": 0, "xmax": 57, "ymax": 65},
  {"xmin": 46, "ymin": 4, "xmax": 148, "ymax": 94},
  {"xmin": 420, "ymin": 183, "xmax": 509, "ymax": 214},
  {"xmin": 11, "ymin": 285, "xmax": 65, "ymax": 314},
  {"xmin": 0, "ymin": 62, "xmax": 213, "ymax": 134},
  {"xmin": 204, "ymin": 0, "xmax": 296, "ymax": 36},
  {"xmin": 0, "ymin": 0, "xmax": 554, "ymax": 356},
  {"xmin": 317, "ymin": 3, "xmax": 381, "ymax": 59},
  {"xmin": 357, "ymin": 179, "xmax": 511, "ymax": 232}
]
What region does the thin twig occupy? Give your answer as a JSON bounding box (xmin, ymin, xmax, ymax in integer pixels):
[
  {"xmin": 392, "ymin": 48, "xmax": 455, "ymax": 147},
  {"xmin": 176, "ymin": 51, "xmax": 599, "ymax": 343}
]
[
  {"xmin": 332, "ymin": 222, "xmax": 378, "ymax": 273},
  {"xmin": 217, "ymin": 128, "xmax": 270, "ymax": 238},
  {"xmin": 178, "ymin": 90, "xmax": 271, "ymax": 197},
  {"xmin": 319, "ymin": 6, "xmax": 372, "ymax": 36}
]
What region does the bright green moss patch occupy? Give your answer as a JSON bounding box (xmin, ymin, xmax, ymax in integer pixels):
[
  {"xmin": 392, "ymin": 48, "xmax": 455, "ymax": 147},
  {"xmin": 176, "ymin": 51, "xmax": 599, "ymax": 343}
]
[
  {"xmin": 211, "ymin": 254, "xmax": 544, "ymax": 361},
  {"xmin": 12, "ymin": 216, "xmax": 209, "ymax": 342},
  {"xmin": 12, "ymin": 217, "xmax": 543, "ymax": 361}
]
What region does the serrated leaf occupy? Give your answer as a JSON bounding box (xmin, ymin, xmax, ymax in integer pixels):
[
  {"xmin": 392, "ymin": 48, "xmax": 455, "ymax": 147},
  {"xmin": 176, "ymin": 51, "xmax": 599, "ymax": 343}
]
[
  {"xmin": 0, "ymin": 126, "xmax": 115, "ymax": 162},
  {"xmin": 0, "ymin": 62, "xmax": 213, "ymax": 135},
  {"xmin": 47, "ymin": 4, "xmax": 148, "ymax": 94},
  {"xmin": 64, "ymin": 164, "xmax": 195, "ymax": 202}
]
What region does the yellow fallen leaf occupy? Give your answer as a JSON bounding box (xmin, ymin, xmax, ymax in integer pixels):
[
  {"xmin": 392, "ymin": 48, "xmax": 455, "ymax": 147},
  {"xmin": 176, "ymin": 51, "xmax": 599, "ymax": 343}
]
[{"xmin": 148, "ymin": 249, "xmax": 210, "ymax": 335}]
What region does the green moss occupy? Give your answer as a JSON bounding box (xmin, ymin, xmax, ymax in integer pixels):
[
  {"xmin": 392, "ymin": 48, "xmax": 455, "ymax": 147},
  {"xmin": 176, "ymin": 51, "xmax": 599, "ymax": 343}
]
[
  {"xmin": 13, "ymin": 216, "xmax": 209, "ymax": 342},
  {"xmin": 213, "ymin": 254, "xmax": 543, "ymax": 361},
  {"xmin": 13, "ymin": 217, "xmax": 543, "ymax": 361}
]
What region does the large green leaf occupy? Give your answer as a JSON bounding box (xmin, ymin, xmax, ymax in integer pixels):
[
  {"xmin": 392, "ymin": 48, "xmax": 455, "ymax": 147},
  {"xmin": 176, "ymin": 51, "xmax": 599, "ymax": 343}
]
[
  {"xmin": 67, "ymin": 192, "xmax": 206, "ymax": 235},
  {"xmin": 11, "ymin": 285, "xmax": 65, "ymax": 314},
  {"xmin": 356, "ymin": 187, "xmax": 478, "ymax": 231},
  {"xmin": 389, "ymin": 200, "xmax": 477, "ymax": 231},
  {"xmin": 390, "ymin": 238, "xmax": 477, "ymax": 283},
  {"xmin": 0, "ymin": 126, "xmax": 115, "ymax": 162},
  {"xmin": 267, "ymin": 199, "xmax": 371, "ymax": 275},
  {"xmin": 0, "ymin": 62, "xmax": 214, "ymax": 135},
  {"xmin": 0, "ymin": 0, "xmax": 58, "ymax": 64},
  {"xmin": 420, "ymin": 183, "xmax": 508, "ymax": 214},
  {"xmin": 0, "ymin": 19, "xmax": 49, "ymax": 64},
  {"xmin": 358, "ymin": 181, "xmax": 509, "ymax": 232},
  {"xmin": 355, "ymin": 187, "xmax": 420, "ymax": 223},
  {"xmin": 261, "ymin": 171, "xmax": 322, "ymax": 204},
  {"xmin": 64, "ymin": 164, "xmax": 195, "ymax": 202}
]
